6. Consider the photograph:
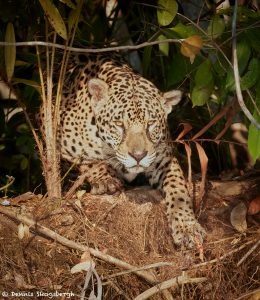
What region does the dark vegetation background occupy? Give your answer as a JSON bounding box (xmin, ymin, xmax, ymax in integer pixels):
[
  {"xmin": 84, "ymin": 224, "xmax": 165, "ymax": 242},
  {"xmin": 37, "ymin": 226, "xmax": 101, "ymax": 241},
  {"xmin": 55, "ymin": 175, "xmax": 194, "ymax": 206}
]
[{"xmin": 0, "ymin": 0, "xmax": 259, "ymax": 195}]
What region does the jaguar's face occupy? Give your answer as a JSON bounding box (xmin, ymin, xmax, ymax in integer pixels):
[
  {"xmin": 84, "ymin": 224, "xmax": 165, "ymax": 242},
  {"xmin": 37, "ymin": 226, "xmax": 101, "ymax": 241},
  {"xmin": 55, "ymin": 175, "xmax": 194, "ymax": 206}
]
[{"xmin": 88, "ymin": 76, "xmax": 182, "ymax": 173}]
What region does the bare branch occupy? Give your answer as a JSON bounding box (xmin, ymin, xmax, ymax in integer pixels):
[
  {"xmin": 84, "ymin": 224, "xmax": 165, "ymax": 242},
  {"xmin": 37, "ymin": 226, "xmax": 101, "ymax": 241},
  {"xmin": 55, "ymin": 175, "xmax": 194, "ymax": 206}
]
[
  {"xmin": 232, "ymin": 0, "xmax": 260, "ymax": 130},
  {"xmin": 0, "ymin": 39, "xmax": 181, "ymax": 53}
]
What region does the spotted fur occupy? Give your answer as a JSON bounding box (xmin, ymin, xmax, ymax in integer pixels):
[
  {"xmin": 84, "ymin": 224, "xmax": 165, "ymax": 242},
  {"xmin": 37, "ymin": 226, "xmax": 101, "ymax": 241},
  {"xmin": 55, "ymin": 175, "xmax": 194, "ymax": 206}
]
[{"xmin": 55, "ymin": 53, "xmax": 206, "ymax": 248}]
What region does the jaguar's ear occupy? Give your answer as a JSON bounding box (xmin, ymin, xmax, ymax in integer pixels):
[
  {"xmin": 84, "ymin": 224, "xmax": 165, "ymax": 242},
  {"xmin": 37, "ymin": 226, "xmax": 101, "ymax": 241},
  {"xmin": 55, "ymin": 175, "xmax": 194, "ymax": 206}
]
[
  {"xmin": 88, "ymin": 78, "xmax": 109, "ymax": 113},
  {"xmin": 162, "ymin": 90, "xmax": 182, "ymax": 115}
]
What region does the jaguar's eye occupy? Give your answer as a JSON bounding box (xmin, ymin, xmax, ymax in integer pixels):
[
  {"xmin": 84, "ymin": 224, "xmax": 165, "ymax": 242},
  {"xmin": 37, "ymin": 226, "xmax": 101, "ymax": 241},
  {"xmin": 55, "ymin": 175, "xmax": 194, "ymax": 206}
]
[{"xmin": 114, "ymin": 121, "xmax": 124, "ymax": 127}]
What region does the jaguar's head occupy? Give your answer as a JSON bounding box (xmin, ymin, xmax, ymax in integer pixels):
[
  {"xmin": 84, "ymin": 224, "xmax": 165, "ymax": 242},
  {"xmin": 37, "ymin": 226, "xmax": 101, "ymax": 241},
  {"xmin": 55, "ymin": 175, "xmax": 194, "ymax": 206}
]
[{"xmin": 88, "ymin": 75, "xmax": 182, "ymax": 174}]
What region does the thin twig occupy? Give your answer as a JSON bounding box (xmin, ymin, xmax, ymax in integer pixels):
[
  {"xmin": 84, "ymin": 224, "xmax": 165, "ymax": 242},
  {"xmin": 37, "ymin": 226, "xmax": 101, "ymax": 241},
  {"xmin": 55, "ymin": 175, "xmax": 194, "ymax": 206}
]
[
  {"xmin": 237, "ymin": 239, "xmax": 260, "ymax": 266},
  {"xmin": 0, "ymin": 176, "xmax": 15, "ymax": 192},
  {"xmin": 173, "ymin": 138, "xmax": 247, "ymax": 147},
  {"xmin": 133, "ymin": 275, "xmax": 207, "ymax": 300},
  {"xmin": 64, "ymin": 172, "xmax": 89, "ymax": 199},
  {"xmin": 191, "ymin": 101, "xmax": 234, "ymax": 140},
  {"xmin": 106, "ymin": 262, "xmax": 175, "ymax": 279},
  {"xmin": 232, "ymin": 0, "xmax": 260, "ymax": 130},
  {"xmin": 0, "ymin": 39, "xmax": 181, "ymax": 53},
  {"xmin": 190, "ymin": 238, "xmax": 258, "ymax": 270},
  {"xmin": 95, "ymin": 202, "xmax": 118, "ymax": 226}
]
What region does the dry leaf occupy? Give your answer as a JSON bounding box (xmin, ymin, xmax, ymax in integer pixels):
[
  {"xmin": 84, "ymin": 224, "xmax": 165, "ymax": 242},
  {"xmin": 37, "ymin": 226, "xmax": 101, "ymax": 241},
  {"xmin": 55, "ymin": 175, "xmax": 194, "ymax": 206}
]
[
  {"xmin": 248, "ymin": 196, "xmax": 260, "ymax": 215},
  {"xmin": 89, "ymin": 291, "xmax": 98, "ymax": 300},
  {"xmin": 17, "ymin": 223, "xmax": 30, "ymax": 240},
  {"xmin": 71, "ymin": 261, "xmax": 92, "ymax": 274},
  {"xmin": 71, "ymin": 250, "xmax": 94, "ymax": 274},
  {"xmin": 194, "ymin": 142, "xmax": 208, "ymax": 208},
  {"xmin": 230, "ymin": 202, "xmax": 247, "ymax": 233},
  {"xmin": 176, "ymin": 123, "xmax": 192, "ymax": 140},
  {"xmin": 184, "ymin": 142, "xmax": 192, "ymax": 193},
  {"xmin": 75, "ymin": 199, "xmax": 82, "ymax": 208},
  {"xmin": 76, "ymin": 189, "xmax": 86, "ymax": 199},
  {"xmin": 181, "ymin": 35, "xmax": 203, "ymax": 64}
]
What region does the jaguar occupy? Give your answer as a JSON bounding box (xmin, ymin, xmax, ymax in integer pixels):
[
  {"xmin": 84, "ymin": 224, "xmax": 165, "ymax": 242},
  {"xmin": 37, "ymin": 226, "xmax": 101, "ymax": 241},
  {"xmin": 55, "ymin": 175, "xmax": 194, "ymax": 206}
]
[{"xmin": 55, "ymin": 53, "xmax": 206, "ymax": 249}]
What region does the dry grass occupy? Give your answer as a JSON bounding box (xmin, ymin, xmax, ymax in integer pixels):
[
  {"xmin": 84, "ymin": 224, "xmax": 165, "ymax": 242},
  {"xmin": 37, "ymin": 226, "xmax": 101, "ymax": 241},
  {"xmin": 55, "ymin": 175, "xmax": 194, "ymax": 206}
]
[{"xmin": 0, "ymin": 184, "xmax": 259, "ymax": 299}]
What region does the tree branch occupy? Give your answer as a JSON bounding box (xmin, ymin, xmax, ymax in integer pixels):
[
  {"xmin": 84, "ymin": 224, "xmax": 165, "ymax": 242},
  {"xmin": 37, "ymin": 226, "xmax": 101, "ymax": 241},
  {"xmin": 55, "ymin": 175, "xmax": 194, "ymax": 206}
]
[
  {"xmin": 0, "ymin": 39, "xmax": 180, "ymax": 53},
  {"xmin": 232, "ymin": 0, "xmax": 260, "ymax": 130}
]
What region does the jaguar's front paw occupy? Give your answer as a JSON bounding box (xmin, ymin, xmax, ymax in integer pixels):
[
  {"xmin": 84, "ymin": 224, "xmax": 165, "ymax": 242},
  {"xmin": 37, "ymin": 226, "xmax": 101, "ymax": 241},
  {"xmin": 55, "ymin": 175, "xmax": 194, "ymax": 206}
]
[
  {"xmin": 91, "ymin": 176, "xmax": 123, "ymax": 195},
  {"xmin": 171, "ymin": 218, "xmax": 206, "ymax": 249}
]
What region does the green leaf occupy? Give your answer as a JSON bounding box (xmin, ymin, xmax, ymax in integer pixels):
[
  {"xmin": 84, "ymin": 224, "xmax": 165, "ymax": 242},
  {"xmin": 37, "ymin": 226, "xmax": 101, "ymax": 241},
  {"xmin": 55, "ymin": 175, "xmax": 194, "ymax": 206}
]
[
  {"xmin": 248, "ymin": 115, "xmax": 260, "ymax": 162},
  {"xmin": 225, "ymin": 68, "xmax": 235, "ymax": 91},
  {"xmin": 241, "ymin": 58, "xmax": 260, "ymax": 90},
  {"xmin": 157, "ymin": 0, "xmax": 178, "ymax": 26},
  {"xmin": 225, "ymin": 40, "xmax": 251, "ymax": 90},
  {"xmin": 237, "ymin": 40, "xmax": 251, "ymax": 74},
  {"xmin": 167, "ymin": 53, "xmax": 187, "ymax": 87},
  {"xmin": 158, "ymin": 35, "xmax": 169, "ymax": 56},
  {"xmin": 4, "ymin": 22, "xmax": 16, "ymax": 82},
  {"xmin": 39, "ymin": 0, "xmax": 68, "ymax": 40},
  {"xmin": 195, "ymin": 60, "xmax": 213, "ymax": 87},
  {"xmin": 170, "ymin": 22, "xmax": 196, "ymax": 38},
  {"xmin": 212, "ymin": 53, "xmax": 229, "ymax": 77},
  {"xmin": 191, "ymin": 59, "xmax": 214, "ymax": 106},
  {"xmin": 207, "ymin": 15, "xmax": 225, "ymax": 39},
  {"xmin": 191, "ymin": 85, "xmax": 213, "ymax": 106},
  {"xmin": 17, "ymin": 123, "xmax": 30, "ymax": 133},
  {"xmin": 248, "ymin": 83, "xmax": 260, "ymax": 162}
]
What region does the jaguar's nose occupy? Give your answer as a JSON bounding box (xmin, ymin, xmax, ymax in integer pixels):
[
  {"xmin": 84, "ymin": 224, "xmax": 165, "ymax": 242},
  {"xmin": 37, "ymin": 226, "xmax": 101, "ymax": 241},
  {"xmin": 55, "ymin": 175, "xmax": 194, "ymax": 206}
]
[{"xmin": 128, "ymin": 150, "xmax": 148, "ymax": 163}]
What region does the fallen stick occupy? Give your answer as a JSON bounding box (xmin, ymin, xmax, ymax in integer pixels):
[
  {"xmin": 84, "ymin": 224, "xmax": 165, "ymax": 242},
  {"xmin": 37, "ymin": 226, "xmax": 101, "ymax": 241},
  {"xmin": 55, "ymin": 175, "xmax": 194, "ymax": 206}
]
[
  {"xmin": 134, "ymin": 275, "xmax": 207, "ymax": 300},
  {"xmin": 106, "ymin": 262, "xmax": 175, "ymax": 279}
]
